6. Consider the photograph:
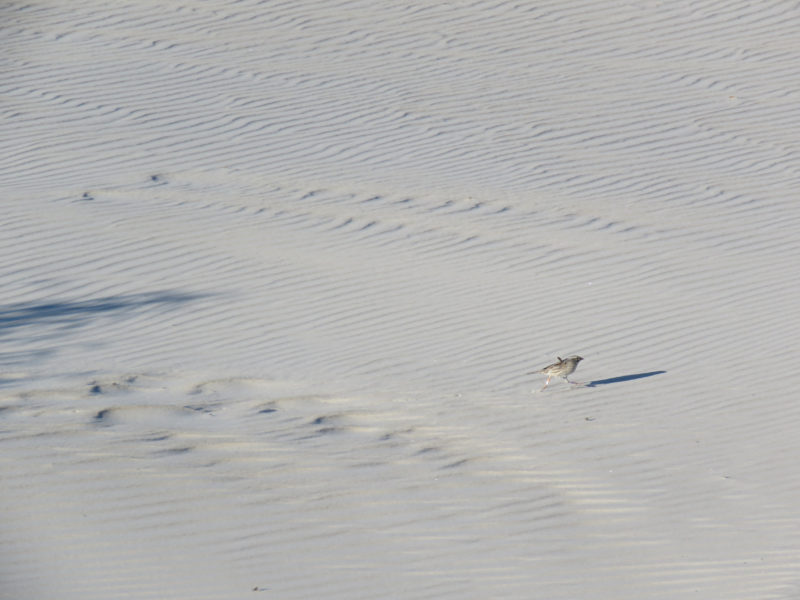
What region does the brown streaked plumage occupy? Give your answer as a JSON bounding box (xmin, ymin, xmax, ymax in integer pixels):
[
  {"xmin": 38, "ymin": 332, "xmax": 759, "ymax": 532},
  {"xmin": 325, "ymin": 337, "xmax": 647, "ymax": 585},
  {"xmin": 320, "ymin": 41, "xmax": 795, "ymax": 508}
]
[{"xmin": 529, "ymin": 355, "xmax": 583, "ymax": 391}]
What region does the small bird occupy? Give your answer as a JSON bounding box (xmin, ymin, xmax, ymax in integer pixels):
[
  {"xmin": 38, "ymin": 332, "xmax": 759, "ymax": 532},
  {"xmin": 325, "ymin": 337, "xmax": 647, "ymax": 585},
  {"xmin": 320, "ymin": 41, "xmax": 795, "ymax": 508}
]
[{"xmin": 530, "ymin": 356, "xmax": 583, "ymax": 391}]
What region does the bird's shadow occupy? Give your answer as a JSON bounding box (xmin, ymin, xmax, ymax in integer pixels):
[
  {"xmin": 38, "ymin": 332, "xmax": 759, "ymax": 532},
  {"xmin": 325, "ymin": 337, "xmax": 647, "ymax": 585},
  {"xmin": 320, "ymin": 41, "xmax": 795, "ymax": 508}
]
[{"xmin": 583, "ymin": 371, "xmax": 666, "ymax": 387}]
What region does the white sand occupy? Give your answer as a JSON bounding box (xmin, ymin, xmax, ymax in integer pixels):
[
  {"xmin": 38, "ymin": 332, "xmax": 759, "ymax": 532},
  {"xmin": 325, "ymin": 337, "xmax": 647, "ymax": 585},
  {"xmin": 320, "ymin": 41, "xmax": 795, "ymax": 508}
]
[{"xmin": 3, "ymin": 1, "xmax": 800, "ymax": 598}]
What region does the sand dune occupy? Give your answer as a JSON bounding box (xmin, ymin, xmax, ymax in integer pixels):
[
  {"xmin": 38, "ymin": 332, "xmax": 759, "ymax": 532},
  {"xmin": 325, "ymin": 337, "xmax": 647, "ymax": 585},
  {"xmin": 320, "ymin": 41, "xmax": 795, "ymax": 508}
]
[{"xmin": 3, "ymin": 1, "xmax": 800, "ymax": 598}]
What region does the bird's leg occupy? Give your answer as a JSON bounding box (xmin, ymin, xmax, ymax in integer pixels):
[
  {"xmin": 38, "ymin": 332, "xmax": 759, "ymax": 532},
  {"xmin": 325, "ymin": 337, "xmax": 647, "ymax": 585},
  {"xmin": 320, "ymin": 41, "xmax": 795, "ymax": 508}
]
[{"xmin": 539, "ymin": 376, "xmax": 551, "ymax": 392}]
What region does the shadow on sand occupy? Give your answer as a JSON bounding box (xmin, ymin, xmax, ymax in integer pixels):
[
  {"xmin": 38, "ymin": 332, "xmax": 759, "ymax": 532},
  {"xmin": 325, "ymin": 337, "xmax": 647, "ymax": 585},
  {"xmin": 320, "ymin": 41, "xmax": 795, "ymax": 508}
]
[
  {"xmin": 584, "ymin": 371, "xmax": 666, "ymax": 387},
  {"xmin": 0, "ymin": 291, "xmax": 207, "ymax": 335},
  {"xmin": 0, "ymin": 291, "xmax": 208, "ymax": 371}
]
